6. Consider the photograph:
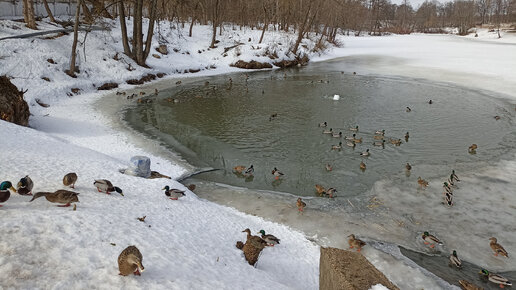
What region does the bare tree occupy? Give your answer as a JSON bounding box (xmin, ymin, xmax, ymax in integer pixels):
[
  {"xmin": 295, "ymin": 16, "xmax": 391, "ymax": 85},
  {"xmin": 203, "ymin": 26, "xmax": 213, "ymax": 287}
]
[
  {"xmin": 67, "ymin": 0, "xmax": 82, "ymax": 77},
  {"xmin": 42, "ymin": 0, "xmax": 57, "ymax": 23},
  {"xmin": 22, "ymin": 0, "xmax": 37, "ymax": 29}
]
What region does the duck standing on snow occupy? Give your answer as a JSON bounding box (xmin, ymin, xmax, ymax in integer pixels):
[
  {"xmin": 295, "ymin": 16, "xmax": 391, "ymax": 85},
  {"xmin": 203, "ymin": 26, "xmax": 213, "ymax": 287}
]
[
  {"xmin": 118, "ymin": 246, "xmax": 145, "ymax": 276},
  {"xmin": 479, "ymin": 269, "xmax": 512, "ymax": 288},
  {"xmin": 244, "ymin": 165, "xmax": 254, "ymax": 176},
  {"xmin": 242, "ymin": 228, "xmax": 268, "ymax": 249},
  {"xmin": 422, "ymin": 231, "xmax": 443, "ymax": 248},
  {"xmin": 17, "ymin": 175, "xmax": 33, "ymax": 195},
  {"xmin": 272, "ymin": 167, "xmax": 284, "ymax": 180},
  {"xmin": 0, "ymin": 181, "xmax": 16, "ymax": 207},
  {"xmin": 296, "ymin": 198, "xmax": 306, "ymax": 212},
  {"xmin": 63, "ymin": 173, "xmax": 78, "ymax": 189},
  {"xmin": 94, "ymin": 179, "xmax": 124, "ymax": 196},
  {"xmin": 489, "ymin": 237, "xmax": 509, "ymax": 257},
  {"xmin": 348, "ymin": 234, "xmax": 366, "ymax": 252},
  {"xmin": 162, "ymin": 186, "xmax": 186, "ymax": 200},
  {"xmin": 449, "ymin": 250, "xmax": 462, "ymax": 268},
  {"xmin": 30, "ymin": 190, "xmax": 79, "ymax": 207},
  {"xmin": 258, "ymin": 230, "xmax": 280, "ymax": 246}
]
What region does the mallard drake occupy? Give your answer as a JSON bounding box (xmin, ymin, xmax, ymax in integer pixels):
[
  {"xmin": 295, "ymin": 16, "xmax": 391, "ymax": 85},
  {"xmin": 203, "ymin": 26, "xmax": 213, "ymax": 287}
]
[
  {"xmin": 479, "ymin": 269, "xmax": 512, "ymax": 288},
  {"xmin": 244, "ymin": 165, "xmax": 254, "ymax": 176},
  {"xmin": 469, "ymin": 144, "xmax": 478, "ymax": 153},
  {"xmin": 349, "ymin": 125, "xmax": 359, "ymax": 132},
  {"xmin": 258, "ymin": 230, "xmax": 280, "ymax": 246},
  {"xmin": 346, "ymin": 141, "xmax": 356, "ymax": 148},
  {"xmin": 0, "ymin": 181, "xmax": 16, "ymax": 207},
  {"xmin": 326, "ymin": 188, "xmax": 337, "ymax": 198},
  {"xmin": 17, "ymin": 175, "xmax": 33, "ymax": 195},
  {"xmin": 444, "ymin": 192, "xmax": 453, "ymax": 207},
  {"xmin": 323, "ymin": 128, "xmax": 333, "ymax": 134},
  {"xmin": 353, "ymin": 137, "xmax": 363, "ymax": 143},
  {"xmin": 63, "ymin": 173, "xmax": 78, "ymax": 189},
  {"xmin": 405, "ymin": 132, "xmax": 409, "ymax": 142},
  {"xmin": 315, "ymin": 184, "xmax": 326, "ymax": 197},
  {"xmin": 331, "ymin": 142, "xmax": 342, "ymax": 150},
  {"xmin": 421, "ymin": 231, "xmax": 442, "ymax": 248},
  {"xmin": 93, "ymin": 179, "xmax": 124, "ymax": 196},
  {"xmin": 30, "ymin": 190, "xmax": 79, "ymax": 207},
  {"xmin": 233, "ymin": 165, "xmax": 246, "ymax": 174},
  {"xmin": 360, "ymin": 161, "xmax": 366, "ymax": 171},
  {"xmin": 348, "ymin": 234, "xmax": 366, "ymax": 252},
  {"xmin": 272, "ymin": 167, "xmax": 284, "ymax": 180},
  {"xmin": 443, "ymin": 182, "xmax": 453, "ymax": 194},
  {"xmin": 162, "ymin": 186, "xmax": 185, "ymax": 200},
  {"xmin": 375, "ymin": 130, "xmax": 385, "ymax": 136},
  {"xmin": 360, "ymin": 149, "xmax": 370, "ymax": 156},
  {"xmin": 418, "ymin": 177, "xmax": 429, "ymax": 189},
  {"xmin": 373, "ymin": 135, "xmax": 384, "ymax": 140},
  {"xmin": 242, "ymin": 229, "xmax": 268, "ymax": 249},
  {"xmin": 373, "ymin": 140, "xmax": 386, "ymax": 147},
  {"xmin": 489, "ymin": 237, "xmax": 509, "ymax": 257},
  {"xmin": 296, "ymin": 198, "xmax": 306, "ymax": 212},
  {"xmin": 449, "ymin": 250, "xmax": 462, "ymax": 268},
  {"xmin": 118, "ymin": 246, "xmax": 144, "ymax": 276},
  {"xmin": 319, "ymin": 121, "xmax": 328, "ymax": 127},
  {"xmin": 406, "ymin": 163, "xmax": 412, "ymax": 171},
  {"xmin": 406, "ymin": 106, "xmax": 412, "ymax": 112},
  {"xmin": 332, "ymin": 132, "xmax": 343, "ymax": 138},
  {"xmin": 325, "ymin": 164, "xmax": 333, "ymax": 171},
  {"xmin": 428, "ymin": 100, "xmax": 433, "ymax": 104},
  {"xmin": 345, "ymin": 134, "xmax": 356, "ymax": 141},
  {"xmin": 458, "ymin": 280, "xmax": 483, "ymax": 290},
  {"xmin": 451, "ymin": 170, "xmax": 460, "ymax": 183}
]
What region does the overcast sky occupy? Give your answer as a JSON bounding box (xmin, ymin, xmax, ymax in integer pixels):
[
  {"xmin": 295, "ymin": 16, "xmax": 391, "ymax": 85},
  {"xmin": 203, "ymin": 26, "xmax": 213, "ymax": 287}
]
[{"xmin": 389, "ymin": 0, "xmax": 430, "ymax": 8}]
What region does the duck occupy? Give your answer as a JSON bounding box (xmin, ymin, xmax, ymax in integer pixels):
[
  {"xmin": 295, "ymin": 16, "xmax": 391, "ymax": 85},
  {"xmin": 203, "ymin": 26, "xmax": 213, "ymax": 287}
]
[
  {"xmin": 468, "ymin": 144, "xmax": 478, "ymax": 153},
  {"xmin": 331, "ymin": 142, "xmax": 342, "ymax": 150},
  {"xmin": 418, "ymin": 177, "xmax": 429, "ymax": 189},
  {"xmin": 348, "ymin": 234, "xmax": 366, "ymax": 252},
  {"xmin": 233, "ymin": 165, "xmax": 246, "ymax": 174},
  {"xmin": 373, "ymin": 140, "xmax": 386, "ymax": 147},
  {"xmin": 296, "ymin": 198, "xmax": 306, "ymax": 212},
  {"xmin": 444, "ymin": 192, "xmax": 453, "ymax": 207},
  {"xmin": 244, "ymin": 165, "xmax": 254, "ymax": 176},
  {"xmin": 458, "ymin": 280, "xmax": 483, "ymax": 290},
  {"xmin": 406, "ymin": 106, "xmax": 412, "ymax": 112},
  {"xmin": 118, "ymin": 246, "xmax": 144, "ymax": 276},
  {"xmin": 325, "ymin": 164, "xmax": 333, "ymax": 171},
  {"xmin": 443, "ymin": 182, "xmax": 453, "ymax": 194},
  {"xmin": 17, "ymin": 175, "xmax": 33, "ymax": 195},
  {"xmin": 449, "ymin": 250, "xmax": 462, "ymax": 268},
  {"xmin": 315, "ymin": 184, "xmax": 326, "ymax": 197},
  {"xmin": 360, "ymin": 161, "xmax": 366, "ymax": 171},
  {"xmin": 332, "ymin": 132, "xmax": 343, "ymax": 138},
  {"xmin": 323, "ymin": 128, "xmax": 333, "ymax": 134},
  {"xmin": 326, "ymin": 188, "xmax": 337, "ymax": 198},
  {"xmin": 93, "ymin": 179, "xmax": 124, "ymax": 196},
  {"xmin": 345, "ymin": 134, "xmax": 356, "ymax": 141},
  {"xmin": 258, "ymin": 230, "xmax": 280, "ymax": 246},
  {"xmin": 390, "ymin": 138, "xmax": 402, "ymax": 146},
  {"xmin": 272, "ymin": 167, "xmax": 284, "ymax": 180},
  {"xmin": 406, "ymin": 163, "xmax": 412, "ymax": 171},
  {"xmin": 349, "ymin": 125, "xmax": 359, "ymax": 132},
  {"xmin": 30, "ymin": 190, "xmax": 79, "ymax": 207},
  {"xmin": 375, "ymin": 129, "xmax": 385, "ymax": 136},
  {"xmin": 346, "ymin": 141, "xmax": 356, "ymax": 148},
  {"xmin": 0, "ymin": 181, "xmax": 16, "ymax": 207},
  {"xmin": 428, "ymin": 100, "xmax": 433, "ymax": 104},
  {"xmin": 319, "ymin": 121, "xmax": 328, "ymax": 127},
  {"xmin": 479, "ymin": 269, "xmax": 512, "ymax": 288},
  {"xmin": 63, "ymin": 173, "xmax": 78, "ymax": 189},
  {"xmin": 405, "ymin": 132, "xmax": 409, "ymax": 142},
  {"xmin": 494, "ymin": 115, "xmax": 501, "ymax": 120},
  {"xmin": 450, "ymin": 170, "xmax": 460, "ymax": 183},
  {"xmin": 360, "ymin": 149, "xmax": 370, "ymax": 156},
  {"xmin": 242, "ymin": 228, "xmax": 268, "ymax": 249},
  {"xmin": 489, "ymin": 237, "xmax": 509, "ymax": 257},
  {"xmin": 162, "ymin": 186, "xmax": 186, "ymax": 200},
  {"xmin": 421, "ymin": 231, "xmax": 442, "ymax": 248},
  {"xmin": 353, "ymin": 136, "xmax": 363, "ymax": 143},
  {"xmin": 373, "ymin": 135, "xmax": 384, "ymax": 140}
]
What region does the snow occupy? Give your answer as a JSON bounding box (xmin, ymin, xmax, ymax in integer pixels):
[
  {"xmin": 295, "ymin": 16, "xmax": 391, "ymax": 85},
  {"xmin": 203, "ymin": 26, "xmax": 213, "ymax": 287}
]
[
  {"xmin": 369, "ymin": 284, "xmax": 390, "ymax": 290},
  {"xmin": 1, "ymin": 16, "xmax": 516, "ymax": 289}
]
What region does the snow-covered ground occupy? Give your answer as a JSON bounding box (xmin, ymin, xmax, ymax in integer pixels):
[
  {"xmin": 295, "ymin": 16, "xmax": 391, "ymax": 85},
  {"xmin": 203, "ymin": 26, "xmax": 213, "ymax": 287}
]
[{"xmin": 1, "ymin": 16, "xmax": 516, "ymax": 289}]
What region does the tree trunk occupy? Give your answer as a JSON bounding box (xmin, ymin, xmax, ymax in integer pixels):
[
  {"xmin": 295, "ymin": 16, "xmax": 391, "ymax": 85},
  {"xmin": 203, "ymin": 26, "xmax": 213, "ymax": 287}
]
[
  {"xmin": 292, "ymin": 3, "xmax": 312, "ymax": 55},
  {"xmin": 189, "ymin": 17, "xmax": 195, "ymax": 37},
  {"xmin": 259, "ymin": 21, "xmax": 267, "ymax": 44},
  {"xmin": 210, "ymin": 22, "xmax": 217, "ymax": 48},
  {"xmin": 118, "ymin": 0, "xmax": 132, "ymax": 58},
  {"xmin": 134, "ymin": 0, "xmax": 144, "ymax": 65},
  {"xmin": 42, "ymin": 0, "xmax": 57, "ymax": 23},
  {"xmin": 68, "ymin": 0, "xmax": 81, "ymax": 77},
  {"xmin": 23, "ymin": 0, "xmax": 37, "ymax": 30},
  {"xmin": 81, "ymin": 1, "xmax": 94, "ymax": 23},
  {"xmin": 143, "ymin": 0, "xmax": 157, "ymax": 61}
]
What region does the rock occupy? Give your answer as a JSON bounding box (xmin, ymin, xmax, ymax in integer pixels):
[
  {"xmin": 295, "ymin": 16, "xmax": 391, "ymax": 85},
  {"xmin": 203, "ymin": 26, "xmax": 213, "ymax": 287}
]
[
  {"xmin": 0, "ymin": 75, "xmax": 30, "ymax": 126},
  {"xmin": 157, "ymin": 44, "xmax": 168, "ymax": 55},
  {"xmin": 319, "ymin": 247, "xmax": 399, "ymax": 290},
  {"xmin": 97, "ymin": 82, "xmax": 118, "ymax": 90},
  {"xmin": 152, "ymin": 54, "xmax": 161, "ymax": 59},
  {"xmin": 127, "ymin": 79, "xmax": 143, "ymax": 85},
  {"xmin": 47, "ymin": 58, "xmax": 56, "ymax": 64},
  {"xmin": 156, "ymin": 73, "xmax": 166, "ymax": 78},
  {"xmin": 231, "ymin": 60, "xmax": 272, "ymax": 69}
]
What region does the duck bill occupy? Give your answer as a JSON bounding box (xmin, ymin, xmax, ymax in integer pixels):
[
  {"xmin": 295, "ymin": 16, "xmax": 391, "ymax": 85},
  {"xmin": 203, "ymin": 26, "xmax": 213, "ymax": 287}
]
[{"xmin": 10, "ymin": 186, "xmax": 16, "ymax": 193}]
